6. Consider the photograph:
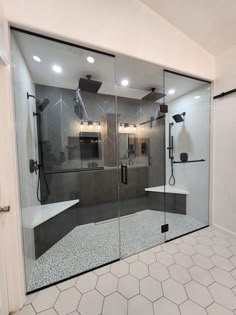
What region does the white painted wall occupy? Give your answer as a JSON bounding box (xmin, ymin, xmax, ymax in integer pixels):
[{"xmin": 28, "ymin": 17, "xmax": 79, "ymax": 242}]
[
  {"xmin": 11, "ymin": 34, "xmax": 39, "ymax": 289},
  {"xmin": 213, "ymin": 44, "xmax": 236, "ymax": 235},
  {"xmin": 0, "ymin": 1, "xmax": 25, "ymax": 311},
  {"xmin": 166, "ymin": 86, "xmax": 211, "ymax": 224},
  {"xmin": 1, "ymin": 0, "xmax": 214, "ymax": 80},
  {"xmin": 11, "ymin": 35, "xmax": 39, "ymax": 208}
]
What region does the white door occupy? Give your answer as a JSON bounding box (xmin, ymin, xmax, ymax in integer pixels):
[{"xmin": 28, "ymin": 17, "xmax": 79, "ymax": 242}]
[{"xmin": 0, "ymin": 187, "xmax": 9, "ymax": 315}]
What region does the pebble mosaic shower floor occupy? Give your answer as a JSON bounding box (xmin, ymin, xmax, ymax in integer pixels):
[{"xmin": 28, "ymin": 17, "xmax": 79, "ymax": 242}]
[{"xmin": 28, "ymin": 210, "xmax": 204, "ymax": 291}]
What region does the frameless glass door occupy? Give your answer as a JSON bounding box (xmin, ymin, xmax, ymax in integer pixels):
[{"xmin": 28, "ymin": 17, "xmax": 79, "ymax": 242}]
[
  {"xmin": 116, "ymin": 56, "xmax": 166, "ymax": 257},
  {"xmin": 11, "ymin": 28, "xmax": 120, "ymax": 292},
  {"xmin": 164, "ymin": 70, "xmax": 211, "ymax": 241}
]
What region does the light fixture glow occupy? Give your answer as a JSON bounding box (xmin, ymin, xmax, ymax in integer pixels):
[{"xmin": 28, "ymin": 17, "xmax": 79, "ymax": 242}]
[
  {"xmin": 119, "ymin": 124, "xmax": 123, "ymax": 131},
  {"xmin": 133, "ymin": 124, "xmax": 137, "ymax": 131},
  {"xmin": 194, "ymin": 95, "xmax": 201, "ymax": 99},
  {"xmin": 52, "ymin": 64, "xmax": 62, "ymax": 73},
  {"xmin": 121, "ymin": 79, "xmax": 129, "ymax": 86},
  {"xmin": 80, "ymin": 121, "xmax": 84, "ymax": 129},
  {"xmin": 87, "ymin": 56, "xmax": 95, "ymax": 64},
  {"xmin": 97, "ymin": 122, "xmax": 101, "ymax": 129},
  {"xmin": 88, "ymin": 121, "xmax": 93, "ymax": 129},
  {"xmin": 168, "ymin": 89, "xmax": 175, "ymax": 95},
  {"xmin": 33, "ymin": 56, "xmax": 41, "ymax": 62}
]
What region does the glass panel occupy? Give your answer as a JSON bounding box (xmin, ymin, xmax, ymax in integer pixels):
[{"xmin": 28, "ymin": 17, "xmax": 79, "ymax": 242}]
[
  {"xmin": 116, "ymin": 56, "xmax": 166, "ymax": 257},
  {"xmin": 11, "ymin": 29, "xmax": 119, "ymax": 292},
  {"xmin": 164, "ymin": 70, "xmax": 211, "ymax": 240}
]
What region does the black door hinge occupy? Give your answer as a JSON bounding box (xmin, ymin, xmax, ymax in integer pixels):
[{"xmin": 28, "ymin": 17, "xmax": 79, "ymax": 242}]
[{"xmin": 161, "ymin": 224, "xmax": 169, "ymax": 233}]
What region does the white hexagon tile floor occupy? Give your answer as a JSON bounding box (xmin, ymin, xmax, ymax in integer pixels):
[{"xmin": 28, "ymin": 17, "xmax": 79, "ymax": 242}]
[{"xmin": 15, "ymin": 226, "xmax": 236, "ymax": 315}]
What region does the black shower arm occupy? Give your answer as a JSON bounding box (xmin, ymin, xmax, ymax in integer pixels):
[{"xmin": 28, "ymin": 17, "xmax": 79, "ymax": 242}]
[{"xmin": 27, "ymin": 92, "xmax": 38, "ymax": 100}]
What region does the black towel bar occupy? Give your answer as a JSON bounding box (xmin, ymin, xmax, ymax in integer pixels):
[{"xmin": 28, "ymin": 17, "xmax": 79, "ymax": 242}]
[
  {"xmin": 173, "ymin": 159, "xmax": 205, "ymax": 164},
  {"xmin": 213, "ymin": 89, "xmax": 236, "ymax": 99}
]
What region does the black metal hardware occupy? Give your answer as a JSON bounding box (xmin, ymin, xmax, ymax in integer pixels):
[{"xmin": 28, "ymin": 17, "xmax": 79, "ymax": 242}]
[
  {"xmin": 29, "ymin": 159, "xmax": 39, "ymax": 174},
  {"xmin": 139, "ymin": 115, "xmax": 165, "ymax": 126},
  {"xmin": 213, "ymin": 89, "xmax": 236, "ymax": 100},
  {"xmin": 0, "ymin": 206, "xmax": 10, "ymax": 213},
  {"xmin": 161, "ymin": 224, "xmax": 169, "ymax": 233},
  {"xmin": 160, "ymin": 104, "xmax": 168, "ymax": 113},
  {"xmin": 121, "ymin": 165, "xmax": 128, "ymax": 185},
  {"xmin": 173, "ymin": 159, "xmax": 205, "ymax": 164},
  {"xmin": 180, "ymin": 152, "xmax": 188, "ymax": 162}
]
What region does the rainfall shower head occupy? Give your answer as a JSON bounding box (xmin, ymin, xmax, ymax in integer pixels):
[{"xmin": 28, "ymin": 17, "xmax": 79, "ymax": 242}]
[
  {"xmin": 79, "ymin": 75, "xmax": 102, "ymax": 93},
  {"xmin": 142, "ymin": 88, "xmax": 166, "ymax": 102},
  {"xmin": 27, "ymin": 92, "xmax": 50, "ymax": 112},
  {"xmin": 172, "ymin": 112, "xmax": 186, "ymax": 123}
]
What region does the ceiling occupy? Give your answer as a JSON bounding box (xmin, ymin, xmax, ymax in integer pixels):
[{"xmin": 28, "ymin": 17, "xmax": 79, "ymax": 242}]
[
  {"xmin": 13, "ymin": 30, "xmax": 206, "ymax": 103},
  {"xmin": 140, "ymin": 0, "xmax": 236, "ymax": 55}
]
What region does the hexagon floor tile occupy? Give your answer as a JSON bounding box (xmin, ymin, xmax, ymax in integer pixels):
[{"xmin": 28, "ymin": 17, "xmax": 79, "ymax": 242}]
[
  {"xmin": 128, "ymin": 294, "xmax": 153, "ymax": 315},
  {"xmin": 162, "ymin": 278, "xmax": 187, "ymax": 305},
  {"xmin": 185, "ymin": 281, "xmax": 213, "ymax": 308},
  {"xmin": 77, "ymin": 290, "xmax": 103, "ymax": 315},
  {"xmin": 54, "ymin": 287, "xmax": 81, "ymax": 315},
  {"xmin": 140, "ymin": 276, "xmax": 162, "ymax": 302},
  {"xmin": 15, "ymin": 227, "xmax": 236, "ymax": 315},
  {"xmin": 153, "ymin": 297, "xmax": 180, "ymax": 315},
  {"xmin": 118, "ymin": 275, "xmax": 139, "ymax": 299},
  {"xmin": 96, "ymin": 273, "xmax": 118, "ymax": 296},
  {"xmin": 102, "ymin": 292, "xmax": 127, "ymax": 315}
]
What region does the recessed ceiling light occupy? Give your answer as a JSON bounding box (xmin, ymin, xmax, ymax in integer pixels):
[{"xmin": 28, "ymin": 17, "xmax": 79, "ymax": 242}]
[
  {"xmin": 194, "ymin": 95, "xmax": 200, "ymax": 99},
  {"xmin": 168, "ymin": 89, "xmax": 175, "ymax": 95},
  {"xmin": 33, "ymin": 55, "xmax": 41, "ymax": 62},
  {"xmin": 121, "ymin": 79, "xmax": 129, "ymax": 86},
  {"xmin": 52, "ymin": 64, "xmax": 62, "ymax": 73},
  {"xmin": 87, "ymin": 56, "xmax": 95, "ymax": 63}
]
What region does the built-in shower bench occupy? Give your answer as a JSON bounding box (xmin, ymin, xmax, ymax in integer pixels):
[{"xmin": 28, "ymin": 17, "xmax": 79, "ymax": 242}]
[
  {"xmin": 22, "ymin": 199, "xmax": 79, "ymax": 259},
  {"xmin": 145, "ymin": 185, "xmax": 189, "ymax": 215}
]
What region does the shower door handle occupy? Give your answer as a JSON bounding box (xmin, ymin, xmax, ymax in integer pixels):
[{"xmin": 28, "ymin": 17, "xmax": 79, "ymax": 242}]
[{"xmin": 121, "ymin": 165, "xmax": 128, "ymax": 185}]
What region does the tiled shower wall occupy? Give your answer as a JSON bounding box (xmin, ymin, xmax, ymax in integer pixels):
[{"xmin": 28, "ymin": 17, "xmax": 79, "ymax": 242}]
[{"xmin": 35, "ymin": 84, "xmax": 165, "ymax": 210}]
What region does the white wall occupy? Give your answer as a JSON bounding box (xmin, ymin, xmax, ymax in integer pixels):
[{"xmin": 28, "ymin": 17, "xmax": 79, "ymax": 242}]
[
  {"xmin": 1, "ymin": 0, "xmax": 214, "ymax": 80},
  {"xmin": 166, "ymin": 86, "xmax": 211, "ymax": 224},
  {"xmin": 213, "ymin": 44, "xmax": 236, "ymax": 235},
  {"xmin": 11, "ymin": 35, "xmax": 38, "ymax": 208},
  {"xmin": 11, "ymin": 34, "xmax": 39, "ymax": 289},
  {"xmin": 0, "ymin": 0, "xmax": 25, "ymax": 311}
]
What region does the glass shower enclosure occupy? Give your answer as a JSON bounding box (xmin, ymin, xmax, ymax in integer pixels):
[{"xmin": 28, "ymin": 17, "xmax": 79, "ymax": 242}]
[{"xmin": 11, "ymin": 28, "xmax": 210, "ymax": 293}]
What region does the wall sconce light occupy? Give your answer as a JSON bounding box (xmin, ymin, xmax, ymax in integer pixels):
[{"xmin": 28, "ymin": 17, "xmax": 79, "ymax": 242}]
[
  {"xmin": 80, "ymin": 121, "xmax": 84, "ymax": 129},
  {"xmin": 88, "ymin": 121, "xmax": 93, "ymax": 129},
  {"xmin": 119, "ymin": 123, "xmax": 123, "ymax": 131},
  {"xmin": 133, "ymin": 124, "xmax": 137, "ymax": 131},
  {"xmin": 97, "ymin": 121, "xmax": 101, "ymax": 129}
]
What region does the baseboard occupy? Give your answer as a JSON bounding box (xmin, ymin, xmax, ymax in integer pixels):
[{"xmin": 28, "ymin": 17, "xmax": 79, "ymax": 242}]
[{"xmin": 212, "ymin": 223, "xmax": 236, "ymax": 238}]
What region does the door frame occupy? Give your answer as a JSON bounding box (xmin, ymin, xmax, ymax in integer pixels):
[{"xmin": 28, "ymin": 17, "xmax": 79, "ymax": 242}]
[{"xmin": 0, "ymin": 20, "xmax": 26, "ymax": 312}]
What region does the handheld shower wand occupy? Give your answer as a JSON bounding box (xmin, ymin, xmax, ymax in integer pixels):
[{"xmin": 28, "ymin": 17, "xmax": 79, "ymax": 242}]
[{"xmin": 27, "ymin": 92, "xmax": 50, "ymax": 202}]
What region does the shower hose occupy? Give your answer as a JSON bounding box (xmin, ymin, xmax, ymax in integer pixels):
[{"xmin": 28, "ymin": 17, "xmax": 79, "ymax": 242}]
[{"xmin": 168, "ymin": 158, "xmax": 176, "ymax": 186}]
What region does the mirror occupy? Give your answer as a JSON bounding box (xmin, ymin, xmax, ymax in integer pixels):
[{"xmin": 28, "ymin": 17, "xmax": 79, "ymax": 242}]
[{"xmin": 119, "ymin": 133, "xmax": 136, "ymax": 159}]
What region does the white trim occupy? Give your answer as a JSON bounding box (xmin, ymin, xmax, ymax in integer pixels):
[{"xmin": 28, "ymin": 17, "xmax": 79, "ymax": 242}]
[
  {"xmin": 212, "ymin": 224, "xmax": 236, "ymax": 238},
  {"xmin": 0, "ymin": 23, "xmax": 25, "ymax": 312},
  {"xmin": 0, "ymin": 48, "xmax": 9, "ymax": 65}
]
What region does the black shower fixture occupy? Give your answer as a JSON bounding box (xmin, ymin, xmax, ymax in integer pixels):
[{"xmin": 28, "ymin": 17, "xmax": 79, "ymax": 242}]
[
  {"xmin": 142, "ymin": 88, "xmax": 166, "ymax": 102},
  {"xmin": 79, "ymin": 75, "xmax": 102, "ymax": 93},
  {"xmin": 172, "ymin": 112, "xmax": 186, "ymax": 123},
  {"xmin": 27, "ymin": 92, "xmax": 50, "ymax": 112}
]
